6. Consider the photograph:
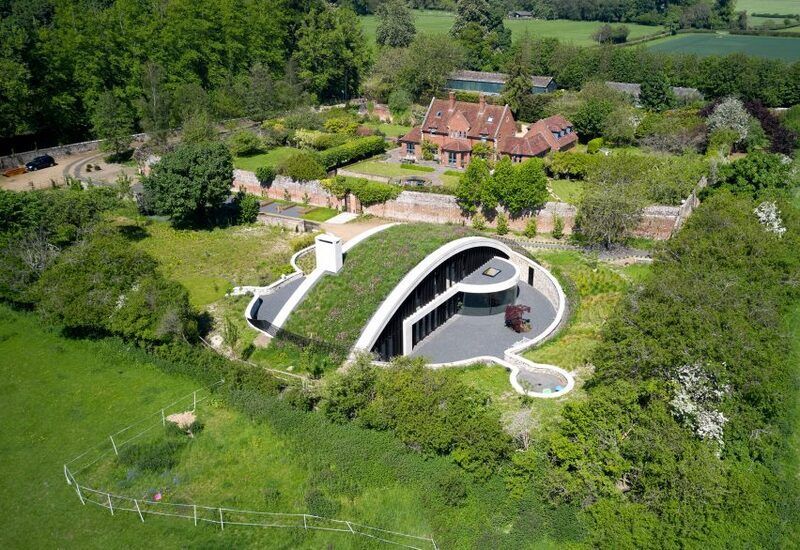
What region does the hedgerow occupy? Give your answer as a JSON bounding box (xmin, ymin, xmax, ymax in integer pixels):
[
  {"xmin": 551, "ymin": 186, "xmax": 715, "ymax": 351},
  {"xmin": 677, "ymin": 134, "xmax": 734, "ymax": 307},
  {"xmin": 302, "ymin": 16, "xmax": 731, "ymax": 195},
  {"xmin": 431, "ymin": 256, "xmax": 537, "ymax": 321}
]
[
  {"xmin": 322, "ymin": 175, "xmax": 400, "ymax": 205},
  {"xmin": 317, "ymin": 136, "xmax": 386, "ymax": 170}
]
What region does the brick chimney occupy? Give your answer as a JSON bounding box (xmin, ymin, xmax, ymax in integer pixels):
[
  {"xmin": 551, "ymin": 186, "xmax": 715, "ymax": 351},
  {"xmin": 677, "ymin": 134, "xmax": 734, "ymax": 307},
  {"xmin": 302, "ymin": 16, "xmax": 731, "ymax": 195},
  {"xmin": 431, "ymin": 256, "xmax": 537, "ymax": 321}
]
[
  {"xmin": 448, "ymin": 91, "xmax": 456, "ymax": 111},
  {"xmin": 479, "ymin": 93, "xmax": 486, "ymax": 113}
]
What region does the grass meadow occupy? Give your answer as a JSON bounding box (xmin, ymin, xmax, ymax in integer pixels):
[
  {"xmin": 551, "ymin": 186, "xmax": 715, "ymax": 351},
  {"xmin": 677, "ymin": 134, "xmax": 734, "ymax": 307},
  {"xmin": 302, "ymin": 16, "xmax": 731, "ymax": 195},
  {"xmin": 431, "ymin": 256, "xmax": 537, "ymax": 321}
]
[
  {"xmin": 738, "ymin": 0, "xmax": 800, "ymax": 14},
  {"xmin": 0, "ymin": 304, "xmax": 557, "ymax": 548},
  {"xmin": 233, "ymin": 147, "xmax": 297, "ymax": 171},
  {"xmin": 359, "ymin": 11, "xmax": 665, "ymax": 46},
  {"xmin": 646, "ymin": 32, "xmax": 800, "ymax": 61}
]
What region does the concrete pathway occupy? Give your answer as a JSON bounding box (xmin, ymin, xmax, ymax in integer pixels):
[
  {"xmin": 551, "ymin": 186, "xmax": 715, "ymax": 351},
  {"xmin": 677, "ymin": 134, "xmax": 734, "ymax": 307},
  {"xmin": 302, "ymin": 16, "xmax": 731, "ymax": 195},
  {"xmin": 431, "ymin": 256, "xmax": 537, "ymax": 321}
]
[{"xmin": 324, "ymin": 212, "xmax": 358, "ymax": 224}]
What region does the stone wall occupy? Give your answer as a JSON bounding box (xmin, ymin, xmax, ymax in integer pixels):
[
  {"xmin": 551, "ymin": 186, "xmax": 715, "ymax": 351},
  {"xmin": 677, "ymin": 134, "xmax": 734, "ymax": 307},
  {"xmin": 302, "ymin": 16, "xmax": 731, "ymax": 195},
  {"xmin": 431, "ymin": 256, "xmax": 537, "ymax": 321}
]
[
  {"xmin": 231, "ymin": 168, "xmax": 704, "ymax": 241},
  {"xmin": 233, "ymin": 171, "xmax": 347, "ymax": 211},
  {"xmin": 1, "ymin": 133, "xmax": 149, "ymax": 170}
]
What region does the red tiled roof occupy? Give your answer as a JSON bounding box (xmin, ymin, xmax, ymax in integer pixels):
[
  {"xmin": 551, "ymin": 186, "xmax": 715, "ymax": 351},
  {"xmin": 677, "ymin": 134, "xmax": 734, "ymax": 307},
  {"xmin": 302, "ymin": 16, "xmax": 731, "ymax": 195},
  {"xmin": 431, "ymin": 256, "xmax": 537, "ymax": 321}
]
[
  {"xmin": 527, "ymin": 115, "xmax": 577, "ymax": 151},
  {"xmin": 498, "ymin": 134, "xmax": 550, "ymax": 157},
  {"xmin": 399, "ymin": 126, "xmax": 421, "ymax": 144},
  {"xmin": 422, "ymin": 97, "xmax": 508, "ymax": 139},
  {"xmin": 442, "ymin": 139, "xmax": 472, "ymax": 152}
]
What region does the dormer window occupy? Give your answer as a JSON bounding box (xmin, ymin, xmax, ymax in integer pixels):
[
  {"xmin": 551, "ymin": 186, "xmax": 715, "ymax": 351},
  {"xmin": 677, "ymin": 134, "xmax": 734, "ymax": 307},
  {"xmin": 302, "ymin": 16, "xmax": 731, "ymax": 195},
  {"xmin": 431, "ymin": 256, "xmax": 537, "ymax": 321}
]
[{"xmin": 436, "ymin": 111, "xmax": 442, "ymax": 117}]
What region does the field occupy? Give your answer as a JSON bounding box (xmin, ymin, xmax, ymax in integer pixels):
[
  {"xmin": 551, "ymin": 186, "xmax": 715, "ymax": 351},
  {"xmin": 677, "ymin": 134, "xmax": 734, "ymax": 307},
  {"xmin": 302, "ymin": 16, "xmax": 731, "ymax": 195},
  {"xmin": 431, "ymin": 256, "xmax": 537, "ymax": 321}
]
[
  {"xmin": 360, "ymin": 10, "xmax": 664, "ymax": 47},
  {"xmin": 738, "ymin": 0, "xmax": 800, "ymax": 14},
  {"xmin": 549, "ymin": 178, "xmax": 585, "ymax": 204},
  {"xmin": 0, "ymin": 304, "xmax": 569, "ymax": 548},
  {"xmin": 364, "ymin": 121, "xmax": 412, "ymax": 137},
  {"xmin": 646, "ymin": 32, "xmax": 800, "ymax": 61}
]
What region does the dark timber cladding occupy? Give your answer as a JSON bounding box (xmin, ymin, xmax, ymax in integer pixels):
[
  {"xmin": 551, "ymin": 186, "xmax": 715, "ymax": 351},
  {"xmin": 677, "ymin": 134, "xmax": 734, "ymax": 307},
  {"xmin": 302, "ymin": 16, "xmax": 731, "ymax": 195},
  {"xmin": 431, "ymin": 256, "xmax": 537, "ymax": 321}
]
[{"xmin": 372, "ymin": 246, "xmax": 508, "ymax": 360}]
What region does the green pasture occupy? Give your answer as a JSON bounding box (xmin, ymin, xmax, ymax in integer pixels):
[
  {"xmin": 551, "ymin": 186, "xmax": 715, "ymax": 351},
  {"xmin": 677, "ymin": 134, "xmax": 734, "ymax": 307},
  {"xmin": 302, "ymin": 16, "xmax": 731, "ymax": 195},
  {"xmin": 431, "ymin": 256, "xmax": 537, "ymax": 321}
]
[
  {"xmin": 646, "ymin": 32, "xmax": 800, "ymax": 61},
  {"xmin": 738, "ymin": 0, "xmax": 800, "ymax": 15},
  {"xmin": 360, "ymin": 11, "xmax": 664, "ymax": 47}
]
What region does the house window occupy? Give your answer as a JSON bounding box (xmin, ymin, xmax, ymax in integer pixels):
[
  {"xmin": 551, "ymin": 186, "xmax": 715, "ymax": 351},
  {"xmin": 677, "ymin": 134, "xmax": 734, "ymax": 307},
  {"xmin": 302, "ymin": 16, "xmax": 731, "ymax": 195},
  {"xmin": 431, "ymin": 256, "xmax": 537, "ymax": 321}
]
[
  {"xmin": 406, "ymin": 143, "xmax": 415, "ymax": 155},
  {"xmin": 481, "ymin": 136, "xmax": 487, "ymax": 143},
  {"xmin": 448, "ymin": 151, "xmax": 457, "ymax": 165}
]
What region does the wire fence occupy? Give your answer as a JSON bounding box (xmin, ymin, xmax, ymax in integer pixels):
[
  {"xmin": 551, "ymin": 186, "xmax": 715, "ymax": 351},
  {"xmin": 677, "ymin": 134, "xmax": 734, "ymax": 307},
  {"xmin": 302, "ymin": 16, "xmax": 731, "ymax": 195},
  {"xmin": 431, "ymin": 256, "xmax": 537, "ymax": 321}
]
[{"xmin": 63, "ymin": 381, "xmax": 437, "ymax": 550}]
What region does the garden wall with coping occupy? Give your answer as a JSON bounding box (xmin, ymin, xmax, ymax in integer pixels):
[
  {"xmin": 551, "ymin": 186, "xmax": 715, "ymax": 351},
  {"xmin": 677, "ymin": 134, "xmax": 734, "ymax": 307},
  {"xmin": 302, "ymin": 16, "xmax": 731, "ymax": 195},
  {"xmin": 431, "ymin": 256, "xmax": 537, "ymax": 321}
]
[{"xmin": 232, "ymin": 169, "xmax": 706, "ymax": 240}]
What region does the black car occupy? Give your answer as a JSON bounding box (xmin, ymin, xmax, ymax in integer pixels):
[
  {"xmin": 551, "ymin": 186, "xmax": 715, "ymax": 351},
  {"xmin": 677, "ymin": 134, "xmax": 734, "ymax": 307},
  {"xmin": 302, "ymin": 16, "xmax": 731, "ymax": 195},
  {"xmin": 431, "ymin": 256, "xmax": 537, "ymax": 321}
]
[{"xmin": 25, "ymin": 154, "xmax": 55, "ymax": 171}]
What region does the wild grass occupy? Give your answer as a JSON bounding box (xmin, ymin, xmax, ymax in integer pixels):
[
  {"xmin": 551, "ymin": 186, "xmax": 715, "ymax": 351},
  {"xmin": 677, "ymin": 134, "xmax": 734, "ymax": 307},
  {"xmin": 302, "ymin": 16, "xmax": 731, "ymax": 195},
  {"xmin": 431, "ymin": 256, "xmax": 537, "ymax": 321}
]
[{"xmin": 128, "ymin": 219, "xmax": 294, "ymax": 307}]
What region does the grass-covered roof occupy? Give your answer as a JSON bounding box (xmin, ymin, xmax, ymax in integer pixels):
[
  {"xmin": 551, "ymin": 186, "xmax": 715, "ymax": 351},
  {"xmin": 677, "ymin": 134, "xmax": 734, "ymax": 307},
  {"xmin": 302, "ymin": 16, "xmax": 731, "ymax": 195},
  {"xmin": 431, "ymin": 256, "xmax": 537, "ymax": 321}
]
[{"xmin": 279, "ymin": 223, "xmax": 473, "ymax": 366}]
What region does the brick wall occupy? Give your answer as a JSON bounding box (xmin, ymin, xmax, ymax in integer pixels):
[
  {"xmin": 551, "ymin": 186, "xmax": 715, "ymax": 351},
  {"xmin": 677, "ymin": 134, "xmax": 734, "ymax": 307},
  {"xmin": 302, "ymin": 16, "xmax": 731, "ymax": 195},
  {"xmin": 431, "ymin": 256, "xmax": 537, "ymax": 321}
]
[{"xmin": 233, "ymin": 171, "xmax": 346, "ymax": 210}]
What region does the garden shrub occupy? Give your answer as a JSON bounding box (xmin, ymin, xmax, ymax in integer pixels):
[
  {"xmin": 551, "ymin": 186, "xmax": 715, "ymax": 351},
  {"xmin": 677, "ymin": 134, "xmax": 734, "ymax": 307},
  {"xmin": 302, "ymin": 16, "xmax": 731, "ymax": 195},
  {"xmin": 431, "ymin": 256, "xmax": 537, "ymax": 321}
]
[
  {"xmin": 471, "ymin": 212, "xmax": 487, "ymax": 230},
  {"xmin": 524, "ymin": 217, "xmax": 537, "ymax": 238},
  {"xmin": 552, "ymin": 215, "xmax": 564, "ymax": 239},
  {"xmin": 547, "ymin": 152, "xmax": 601, "ymax": 179},
  {"xmin": 322, "ymin": 176, "xmax": 400, "ymax": 205},
  {"xmin": 496, "ymin": 212, "xmax": 509, "ymax": 235},
  {"xmin": 586, "ymin": 137, "xmax": 604, "ymax": 154},
  {"xmin": 636, "ymin": 110, "xmax": 706, "ymax": 154},
  {"xmin": 283, "ymin": 108, "xmax": 323, "ymax": 131},
  {"xmin": 234, "ymin": 191, "xmax": 260, "ymax": 224},
  {"xmin": 254, "ymin": 164, "xmax": 276, "ymax": 185},
  {"xmin": 421, "ymin": 140, "xmax": 437, "ymax": 161},
  {"xmin": 317, "ymin": 136, "xmax": 386, "ymax": 170},
  {"xmin": 277, "ymin": 150, "xmax": 326, "ymax": 181},
  {"xmin": 227, "ymin": 129, "xmax": 262, "ymax": 156}
]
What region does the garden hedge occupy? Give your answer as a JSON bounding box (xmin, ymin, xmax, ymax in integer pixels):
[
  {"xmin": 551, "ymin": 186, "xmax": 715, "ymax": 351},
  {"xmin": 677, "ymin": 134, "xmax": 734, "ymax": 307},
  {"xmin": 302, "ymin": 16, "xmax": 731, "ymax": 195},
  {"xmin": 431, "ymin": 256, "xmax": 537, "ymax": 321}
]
[{"xmin": 318, "ymin": 136, "xmax": 386, "ymax": 170}]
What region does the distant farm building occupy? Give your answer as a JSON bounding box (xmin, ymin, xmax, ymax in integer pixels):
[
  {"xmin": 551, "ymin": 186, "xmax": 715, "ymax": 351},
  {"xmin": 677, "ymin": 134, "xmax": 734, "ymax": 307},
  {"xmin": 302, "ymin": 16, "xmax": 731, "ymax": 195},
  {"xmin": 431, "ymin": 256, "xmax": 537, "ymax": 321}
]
[{"xmin": 446, "ymin": 70, "xmax": 557, "ymax": 96}]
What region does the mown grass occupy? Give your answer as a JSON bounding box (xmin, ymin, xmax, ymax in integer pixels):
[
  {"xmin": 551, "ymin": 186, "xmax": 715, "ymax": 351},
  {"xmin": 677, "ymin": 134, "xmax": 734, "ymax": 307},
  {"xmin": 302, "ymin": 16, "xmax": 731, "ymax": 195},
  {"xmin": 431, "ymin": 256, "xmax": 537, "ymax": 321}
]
[
  {"xmin": 364, "ymin": 121, "xmax": 412, "ymax": 137},
  {"xmin": 549, "ymin": 178, "xmax": 585, "ymax": 204},
  {"xmin": 359, "ymin": 11, "xmax": 664, "ymax": 46},
  {"xmin": 281, "ymin": 223, "xmax": 473, "ymax": 368},
  {"xmin": 128, "ymin": 218, "xmax": 294, "ymax": 307},
  {"xmin": 347, "ymin": 159, "xmax": 435, "ymax": 178},
  {"xmin": 302, "ymin": 206, "xmax": 339, "ymax": 222},
  {"xmin": 233, "ymin": 147, "xmax": 297, "ymax": 171}
]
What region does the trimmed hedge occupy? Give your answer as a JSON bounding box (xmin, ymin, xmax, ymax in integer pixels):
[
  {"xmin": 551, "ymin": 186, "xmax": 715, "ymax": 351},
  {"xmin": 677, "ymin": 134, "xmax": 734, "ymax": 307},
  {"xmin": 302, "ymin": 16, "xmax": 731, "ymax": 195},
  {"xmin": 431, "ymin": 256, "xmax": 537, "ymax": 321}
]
[
  {"xmin": 323, "ymin": 176, "xmax": 401, "ymax": 205},
  {"xmin": 277, "ymin": 150, "xmax": 326, "ymax": 181},
  {"xmin": 317, "ymin": 136, "xmax": 386, "ymax": 170}
]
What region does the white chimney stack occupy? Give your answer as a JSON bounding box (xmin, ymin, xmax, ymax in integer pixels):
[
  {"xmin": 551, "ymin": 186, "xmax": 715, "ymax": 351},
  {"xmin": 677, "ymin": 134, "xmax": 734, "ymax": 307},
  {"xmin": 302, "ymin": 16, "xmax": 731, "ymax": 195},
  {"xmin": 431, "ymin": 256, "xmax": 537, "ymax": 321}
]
[{"xmin": 315, "ymin": 234, "xmax": 343, "ymax": 273}]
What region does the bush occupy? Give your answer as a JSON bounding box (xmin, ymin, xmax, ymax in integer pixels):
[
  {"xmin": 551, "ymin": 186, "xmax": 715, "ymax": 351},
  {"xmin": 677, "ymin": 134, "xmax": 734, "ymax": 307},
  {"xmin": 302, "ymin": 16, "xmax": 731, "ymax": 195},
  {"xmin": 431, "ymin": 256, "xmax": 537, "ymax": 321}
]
[
  {"xmin": 323, "ymin": 113, "xmax": 359, "ymax": 135},
  {"xmin": 235, "ymin": 192, "xmax": 260, "ymax": 224},
  {"xmin": 117, "ymin": 436, "xmax": 186, "ymax": 472},
  {"xmin": 277, "ymin": 150, "xmax": 326, "ymax": 181},
  {"xmin": 283, "ymin": 108, "xmax": 323, "ymax": 131},
  {"xmin": 496, "ymin": 212, "xmax": 509, "ymax": 235},
  {"xmin": 388, "ymin": 89, "xmax": 412, "ymax": 114},
  {"xmin": 587, "ymin": 137, "xmax": 604, "ymax": 154},
  {"xmin": 552, "ymin": 215, "xmax": 564, "ymax": 239},
  {"xmin": 227, "ymin": 129, "xmax": 262, "ymax": 156},
  {"xmin": 548, "ymin": 152, "xmax": 601, "ymax": 179},
  {"xmin": 421, "ymin": 140, "xmax": 437, "ymax": 161},
  {"xmin": 471, "ymin": 212, "xmax": 487, "ymax": 230},
  {"xmin": 254, "ymin": 164, "xmax": 276, "ymax": 186},
  {"xmin": 524, "ymin": 217, "xmax": 537, "ymax": 238},
  {"xmin": 317, "ymin": 136, "xmax": 386, "ymax": 170},
  {"xmin": 323, "ymin": 176, "xmax": 400, "ymax": 205}
]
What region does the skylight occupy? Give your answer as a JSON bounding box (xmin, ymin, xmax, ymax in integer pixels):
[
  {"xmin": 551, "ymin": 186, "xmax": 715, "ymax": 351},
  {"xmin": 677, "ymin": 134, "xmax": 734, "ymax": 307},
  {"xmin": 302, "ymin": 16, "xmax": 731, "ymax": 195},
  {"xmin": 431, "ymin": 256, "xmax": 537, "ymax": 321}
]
[{"xmin": 487, "ymin": 116, "xmax": 493, "ymax": 122}]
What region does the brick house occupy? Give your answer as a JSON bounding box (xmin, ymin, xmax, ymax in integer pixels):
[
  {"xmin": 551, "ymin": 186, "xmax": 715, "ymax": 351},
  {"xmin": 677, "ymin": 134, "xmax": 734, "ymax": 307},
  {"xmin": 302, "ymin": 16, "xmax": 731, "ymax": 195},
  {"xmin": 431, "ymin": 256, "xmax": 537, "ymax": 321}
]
[{"xmin": 399, "ymin": 92, "xmax": 577, "ymax": 168}]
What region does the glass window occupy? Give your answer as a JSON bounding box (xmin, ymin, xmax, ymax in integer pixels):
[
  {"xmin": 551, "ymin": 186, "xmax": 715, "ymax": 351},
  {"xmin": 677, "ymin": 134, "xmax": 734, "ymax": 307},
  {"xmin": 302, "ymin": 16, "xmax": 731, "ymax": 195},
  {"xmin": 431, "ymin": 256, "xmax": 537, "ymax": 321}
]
[
  {"xmin": 406, "ymin": 143, "xmax": 414, "ymax": 155},
  {"xmin": 448, "ymin": 151, "xmax": 457, "ymax": 165}
]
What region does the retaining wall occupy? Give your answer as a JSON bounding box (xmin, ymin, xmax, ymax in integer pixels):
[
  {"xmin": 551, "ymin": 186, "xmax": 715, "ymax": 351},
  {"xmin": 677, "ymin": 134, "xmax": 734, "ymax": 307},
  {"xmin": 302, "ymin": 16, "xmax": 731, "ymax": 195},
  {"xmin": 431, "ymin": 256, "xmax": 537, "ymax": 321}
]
[
  {"xmin": 1, "ymin": 134, "xmax": 149, "ymax": 170},
  {"xmin": 229, "ymin": 168, "xmax": 705, "ymax": 240}
]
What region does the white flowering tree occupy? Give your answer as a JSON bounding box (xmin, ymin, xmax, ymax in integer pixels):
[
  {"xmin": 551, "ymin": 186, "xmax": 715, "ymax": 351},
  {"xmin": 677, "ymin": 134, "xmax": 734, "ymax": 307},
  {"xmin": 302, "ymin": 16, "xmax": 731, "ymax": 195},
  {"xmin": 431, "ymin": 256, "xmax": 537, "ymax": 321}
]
[
  {"xmin": 754, "ymin": 201, "xmax": 787, "ymax": 237},
  {"xmin": 670, "ymin": 362, "xmax": 729, "ymax": 454},
  {"xmin": 707, "ymin": 97, "xmax": 751, "ymax": 144}
]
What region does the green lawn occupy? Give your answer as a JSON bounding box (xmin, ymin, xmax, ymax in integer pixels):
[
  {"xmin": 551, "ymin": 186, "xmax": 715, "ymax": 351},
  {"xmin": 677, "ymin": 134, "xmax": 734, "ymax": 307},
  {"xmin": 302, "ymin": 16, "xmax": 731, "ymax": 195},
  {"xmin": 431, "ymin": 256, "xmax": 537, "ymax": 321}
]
[
  {"xmin": 346, "ymin": 159, "xmax": 435, "ymax": 179},
  {"xmin": 646, "ymin": 32, "xmax": 800, "ymax": 61},
  {"xmin": 233, "ymin": 147, "xmax": 297, "ymax": 171},
  {"xmin": 549, "ymin": 178, "xmax": 585, "ymax": 204},
  {"xmin": 364, "ymin": 121, "xmax": 412, "ymax": 137},
  {"xmin": 360, "ymin": 11, "xmax": 664, "ymax": 46},
  {"xmin": 301, "ymin": 206, "xmax": 339, "ymax": 222},
  {"xmin": 126, "ymin": 218, "xmax": 293, "ymax": 307}
]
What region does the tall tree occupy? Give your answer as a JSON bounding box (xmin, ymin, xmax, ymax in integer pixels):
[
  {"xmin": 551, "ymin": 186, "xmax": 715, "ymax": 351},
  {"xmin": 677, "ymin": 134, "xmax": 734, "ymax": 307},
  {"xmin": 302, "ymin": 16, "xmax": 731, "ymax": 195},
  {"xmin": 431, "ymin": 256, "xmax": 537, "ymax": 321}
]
[
  {"xmin": 450, "ymin": 0, "xmax": 511, "ymax": 70},
  {"xmin": 375, "ymin": 0, "xmax": 416, "ymax": 48},
  {"xmin": 143, "ymin": 142, "xmax": 233, "ymax": 227},
  {"xmin": 139, "ymin": 61, "xmax": 171, "ymax": 145},
  {"xmin": 399, "ymin": 34, "xmax": 464, "ymax": 99},
  {"xmin": 91, "ymin": 90, "xmax": 135, "ymax": 157},
  {"xmin": 504, "ymin": 158, "xmax": 549, "ymax": 215},
  {"xmin": 640, "ymin": 70, "xmax": 675, "ymax": 111},
  {"xmin": 502, "ymin": 35, "xmax": 534, "ymax": 120},
  {"xmin": 294, "ymin": 5, "xmax": 371, "ymax": 100}
]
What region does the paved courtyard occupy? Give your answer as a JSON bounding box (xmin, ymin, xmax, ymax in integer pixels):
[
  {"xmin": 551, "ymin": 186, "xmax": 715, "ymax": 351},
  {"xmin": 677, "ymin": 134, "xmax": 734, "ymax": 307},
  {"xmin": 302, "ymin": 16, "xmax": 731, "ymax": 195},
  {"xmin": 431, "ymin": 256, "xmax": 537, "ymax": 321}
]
[{"xmin": 409, "ymin": 282, "xmax": 556, "ymax": 363}]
